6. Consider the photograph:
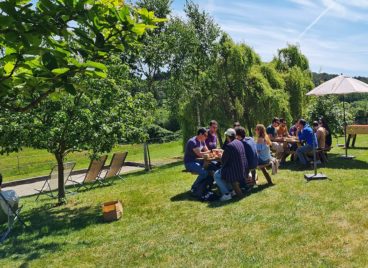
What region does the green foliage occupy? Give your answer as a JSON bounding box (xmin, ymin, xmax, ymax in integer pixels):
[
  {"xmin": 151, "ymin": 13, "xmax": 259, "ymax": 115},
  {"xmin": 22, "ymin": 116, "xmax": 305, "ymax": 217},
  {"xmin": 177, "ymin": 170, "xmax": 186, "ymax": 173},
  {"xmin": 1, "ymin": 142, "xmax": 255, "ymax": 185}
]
[
  {"xmin": 146, "ymin": 124, "xmax": 180, "ymax": 143},
  {"xmin": 351, "ymin": 100, "xmax": 368, "ymax": 124},
  {"xmin": 274, "ymin": 44, "xmax": 310, "ymax": 71},
  {"xmin": 0, "ymin": 0, "xmax": 161, "ymax": 112},
  {"xmin": 306, "ymin": 95, "xmax": 353, "ymax": 136},
  {"xmin": 273, "ymin": 45, "xmax": 314, "ymax": 120},
  {"xmin": 0, "ymin": 67, "xmax": 155, "ymax": 201}
]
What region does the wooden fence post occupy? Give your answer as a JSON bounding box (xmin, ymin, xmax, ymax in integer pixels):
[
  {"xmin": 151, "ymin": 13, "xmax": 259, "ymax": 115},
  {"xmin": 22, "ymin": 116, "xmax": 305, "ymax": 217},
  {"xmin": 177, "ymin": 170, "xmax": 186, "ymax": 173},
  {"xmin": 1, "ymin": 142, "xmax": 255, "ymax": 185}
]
[{"xmin": 143, "ymin": 143, "xmax": 151, "ymax": 171}]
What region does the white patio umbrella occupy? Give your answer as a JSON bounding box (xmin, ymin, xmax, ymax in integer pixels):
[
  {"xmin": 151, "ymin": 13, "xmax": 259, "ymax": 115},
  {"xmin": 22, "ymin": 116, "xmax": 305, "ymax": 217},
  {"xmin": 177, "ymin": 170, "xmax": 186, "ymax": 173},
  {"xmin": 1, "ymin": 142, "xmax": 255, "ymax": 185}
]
[{"xmin": 306, "ymin": 74, "xmax": 368, "ymax": 159}]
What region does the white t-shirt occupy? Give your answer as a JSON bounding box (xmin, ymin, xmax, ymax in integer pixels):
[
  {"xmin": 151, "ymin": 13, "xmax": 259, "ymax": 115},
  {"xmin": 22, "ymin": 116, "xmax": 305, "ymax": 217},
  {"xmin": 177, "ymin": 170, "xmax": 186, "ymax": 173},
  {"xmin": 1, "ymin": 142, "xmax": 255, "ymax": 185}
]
[{"xmin": 0, "ymin": 189, "xmax": 19, "ymax": 216}]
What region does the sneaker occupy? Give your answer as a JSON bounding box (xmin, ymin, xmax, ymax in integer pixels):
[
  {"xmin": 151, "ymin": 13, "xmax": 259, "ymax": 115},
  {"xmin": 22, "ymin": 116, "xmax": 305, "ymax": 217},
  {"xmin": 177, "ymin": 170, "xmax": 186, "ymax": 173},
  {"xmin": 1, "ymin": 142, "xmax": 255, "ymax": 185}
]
[
  {"xmin": 230, "ymin": 190, "xmax": 236, "ymax": 197},
  {"xmin": 220, "ymin": 193, "xmax": 232, "ymax": 202},
  {"xmin": 201, "ymin": 191, "xmax": 217, "ymax": 201}
]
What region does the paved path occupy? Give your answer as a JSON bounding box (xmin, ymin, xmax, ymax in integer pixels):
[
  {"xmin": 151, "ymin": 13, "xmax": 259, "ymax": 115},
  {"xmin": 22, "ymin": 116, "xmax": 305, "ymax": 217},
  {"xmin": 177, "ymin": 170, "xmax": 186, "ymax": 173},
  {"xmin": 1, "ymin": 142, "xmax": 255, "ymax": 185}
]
[{"xmin": 3, "ymin": 166, "xmax": 143, "ymax": 197}]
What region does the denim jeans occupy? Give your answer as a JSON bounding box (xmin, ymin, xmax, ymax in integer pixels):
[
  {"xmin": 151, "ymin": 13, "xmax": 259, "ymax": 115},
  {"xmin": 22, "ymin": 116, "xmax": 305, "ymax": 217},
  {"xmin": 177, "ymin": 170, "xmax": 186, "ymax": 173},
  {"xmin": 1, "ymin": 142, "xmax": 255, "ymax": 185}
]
[
  {"xmin": 296, "ymin": 144, "xmax": 313, "ymax": 165},
  {"xmin": 214, "ymin": 169, "xmax": 232, "ymax": 195},
  {"xmin": 185, "ymin": 162, "xmax": 209, "ymax": 191}
]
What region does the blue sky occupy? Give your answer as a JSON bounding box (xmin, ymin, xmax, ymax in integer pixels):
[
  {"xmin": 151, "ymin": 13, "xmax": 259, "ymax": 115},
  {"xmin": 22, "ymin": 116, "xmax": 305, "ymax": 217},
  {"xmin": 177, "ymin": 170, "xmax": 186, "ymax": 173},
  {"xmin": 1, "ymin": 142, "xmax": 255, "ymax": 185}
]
[{"xmin": 171, "ymin": 0, "xmax": 368, "ymax": 76}]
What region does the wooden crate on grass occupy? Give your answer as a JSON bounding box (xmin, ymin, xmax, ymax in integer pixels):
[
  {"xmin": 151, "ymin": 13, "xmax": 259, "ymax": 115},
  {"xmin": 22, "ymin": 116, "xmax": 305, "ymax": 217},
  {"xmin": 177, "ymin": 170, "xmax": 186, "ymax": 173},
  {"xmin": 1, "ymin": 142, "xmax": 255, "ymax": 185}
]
[{"xmin": 102, "ymin": 200, "xmax": 123, "ymax": 222}]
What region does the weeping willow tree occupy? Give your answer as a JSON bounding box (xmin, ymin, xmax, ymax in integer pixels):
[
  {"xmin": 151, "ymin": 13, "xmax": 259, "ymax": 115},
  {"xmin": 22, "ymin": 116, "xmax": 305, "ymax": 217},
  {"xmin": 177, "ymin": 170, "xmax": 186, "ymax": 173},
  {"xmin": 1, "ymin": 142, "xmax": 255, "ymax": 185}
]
[{"xmin": 273, "ymin": 44, "xmax": 314, "ymax": 120}]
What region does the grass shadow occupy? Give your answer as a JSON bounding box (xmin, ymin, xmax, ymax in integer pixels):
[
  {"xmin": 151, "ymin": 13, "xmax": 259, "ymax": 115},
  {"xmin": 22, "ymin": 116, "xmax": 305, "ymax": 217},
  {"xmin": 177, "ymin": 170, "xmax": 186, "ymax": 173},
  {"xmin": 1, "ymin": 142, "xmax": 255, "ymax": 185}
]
[
  {"xmin": 207, "ymin": 183, "xmax": 275, "ymax": 208},
  {"xmin": 280, "ymin": 153, "xmax": 368, "ymax": 171},
  {"xmin": 170, "ymin": 190, "xmax": 201, "ymax": 203},
  {"xmin": 347, "ymin": 147, "xmax": 368, "ymax": 150},
  {"xmin": 0, "ymin": 203, "xmax": 102, "ymax": 262}
]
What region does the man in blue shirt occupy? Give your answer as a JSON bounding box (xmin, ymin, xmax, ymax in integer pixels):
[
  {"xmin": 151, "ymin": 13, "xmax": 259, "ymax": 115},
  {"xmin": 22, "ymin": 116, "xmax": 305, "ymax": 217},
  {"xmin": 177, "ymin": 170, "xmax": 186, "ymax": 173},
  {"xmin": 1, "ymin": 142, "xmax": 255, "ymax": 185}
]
[{"xmin": 296, "ymin": 119, "xmax": 318, "ymax": 167}]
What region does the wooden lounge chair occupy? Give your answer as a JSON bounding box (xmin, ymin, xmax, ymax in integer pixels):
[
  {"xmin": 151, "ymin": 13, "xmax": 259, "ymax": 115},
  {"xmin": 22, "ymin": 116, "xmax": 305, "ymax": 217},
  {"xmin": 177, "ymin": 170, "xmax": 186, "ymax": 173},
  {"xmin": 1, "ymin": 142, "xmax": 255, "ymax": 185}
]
[
  {"xmin": 35, "ymin": 162, "xmax": 76, "ymax": 201},
  {"xmin": 0, "ymin": 191, "xmax": 27, "ymax": 243},
  {"xmin": 76, "ymin": 155, "xmax": 108, "ymax": 191},
  {"xmin": 103, "ymin": 152, "xmax": 128, "ymax": 180}
]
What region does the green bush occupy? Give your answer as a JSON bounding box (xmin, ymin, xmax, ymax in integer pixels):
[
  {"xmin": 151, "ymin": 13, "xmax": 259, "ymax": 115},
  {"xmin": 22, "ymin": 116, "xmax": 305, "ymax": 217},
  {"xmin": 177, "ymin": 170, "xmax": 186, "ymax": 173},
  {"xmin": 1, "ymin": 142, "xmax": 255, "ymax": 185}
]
[{"xmin": 147, "ymin": 124, "xmax": 181, "ymax": 143}]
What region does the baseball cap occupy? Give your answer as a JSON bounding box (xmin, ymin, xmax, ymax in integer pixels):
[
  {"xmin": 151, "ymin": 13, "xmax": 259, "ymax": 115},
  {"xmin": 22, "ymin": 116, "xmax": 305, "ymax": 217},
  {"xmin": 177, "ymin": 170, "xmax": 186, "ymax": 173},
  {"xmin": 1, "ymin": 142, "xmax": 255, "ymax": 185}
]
[{"xmin": 224, "ymin": 128, "xmax": 236, "ymax": 137}]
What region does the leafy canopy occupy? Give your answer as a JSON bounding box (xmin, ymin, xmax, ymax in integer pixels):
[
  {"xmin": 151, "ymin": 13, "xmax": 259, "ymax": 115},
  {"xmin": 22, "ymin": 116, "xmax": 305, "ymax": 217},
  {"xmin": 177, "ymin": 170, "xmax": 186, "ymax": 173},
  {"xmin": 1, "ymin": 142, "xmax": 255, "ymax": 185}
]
[{"xmin": 0, "ymin": 0, "xmax": 164, "ymax": 111}]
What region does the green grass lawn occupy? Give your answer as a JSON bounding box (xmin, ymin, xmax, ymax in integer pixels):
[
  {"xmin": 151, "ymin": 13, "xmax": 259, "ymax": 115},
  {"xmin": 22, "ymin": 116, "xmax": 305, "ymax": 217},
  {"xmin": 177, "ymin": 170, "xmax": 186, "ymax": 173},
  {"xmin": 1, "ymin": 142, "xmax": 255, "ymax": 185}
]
[
  {"xmin": 0, "ymin": 141, "xmax": 182, "ymax": 182},
  {"xmin": 1, "ymin": 137, "xmax": 367, "ymax": 267}
]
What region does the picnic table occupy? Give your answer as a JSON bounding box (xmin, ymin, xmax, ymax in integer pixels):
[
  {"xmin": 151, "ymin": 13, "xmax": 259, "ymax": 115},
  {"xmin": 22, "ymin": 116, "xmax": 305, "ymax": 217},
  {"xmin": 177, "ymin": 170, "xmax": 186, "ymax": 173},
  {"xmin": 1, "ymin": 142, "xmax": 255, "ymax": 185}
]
[
  {"xmin": 345, "ymin": 125, "xmax": 368, "ymax": 148},
  {"xmin": 274, "ymin": 137, "xmax": 301, "ymax": 162}
]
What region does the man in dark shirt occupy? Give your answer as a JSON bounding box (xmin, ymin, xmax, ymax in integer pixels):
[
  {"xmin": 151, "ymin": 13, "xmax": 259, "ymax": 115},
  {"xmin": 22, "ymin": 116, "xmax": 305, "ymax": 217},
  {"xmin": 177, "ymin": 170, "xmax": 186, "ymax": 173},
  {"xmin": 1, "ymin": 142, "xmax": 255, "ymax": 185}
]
[
  {"xmin": 205, "ymin": 120, "xmax": 218, "ymax": 150},
  {"xmin": 184, "ymin": 128, "xmax": 212, "ymax": 199},
  {"xmin": 235, "ymin": 127, "xmax": 257, "ymax": 187},
  {"xmin": 266, "ymin": 117, "xmax": 279, "ymax": 139},
  {"xmin": 214, "ymin": 128, "xmax": 248, "ymax": 201}
]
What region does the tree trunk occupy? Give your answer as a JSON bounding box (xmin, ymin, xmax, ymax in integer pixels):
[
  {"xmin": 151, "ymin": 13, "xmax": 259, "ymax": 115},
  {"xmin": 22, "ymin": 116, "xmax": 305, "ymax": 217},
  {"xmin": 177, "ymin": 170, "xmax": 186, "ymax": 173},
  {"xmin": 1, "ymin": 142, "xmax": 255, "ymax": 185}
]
[
  {"xmin": 196, "ymin": 102, "xmax": 201, "ymax": 128},
  {"xmin": 217, "ymin": 130, "xmax": 223, "ymax": 148},
  {"xmin": 247, "ymin": 123, "xmax": 253, "ymax": 137},
  {"xmin": 55, "ymin": 153, "xmax": 66, "ymax": 204}
]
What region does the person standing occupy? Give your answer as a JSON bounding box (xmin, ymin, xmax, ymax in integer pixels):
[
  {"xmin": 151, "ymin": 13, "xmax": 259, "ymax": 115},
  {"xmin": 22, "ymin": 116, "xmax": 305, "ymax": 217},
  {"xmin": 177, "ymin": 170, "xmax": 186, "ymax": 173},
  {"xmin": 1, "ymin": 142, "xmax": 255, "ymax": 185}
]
[
  {"xmin": 296, "ymin": 119, "xmax": 318, "ymax": 167},
  {"xmin": 214, "ymin": 128, "xmax": 248, "ymax": 201},
  {"xmin": 205, "ymin": 120, "xmax": 218, "ymax": 150}
]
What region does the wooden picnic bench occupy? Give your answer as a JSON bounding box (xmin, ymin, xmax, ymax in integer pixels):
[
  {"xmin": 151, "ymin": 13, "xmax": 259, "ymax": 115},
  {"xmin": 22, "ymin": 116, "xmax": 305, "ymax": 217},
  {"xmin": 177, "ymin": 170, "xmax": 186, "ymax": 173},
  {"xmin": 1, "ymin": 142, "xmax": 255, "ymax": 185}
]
[
  {"xmin": 256, "ymin": 163, "xmax": 273, "ymax": 185},
  {"xmin": 345, "ymin": 125, "xmax": 368, "ymax": 148}
]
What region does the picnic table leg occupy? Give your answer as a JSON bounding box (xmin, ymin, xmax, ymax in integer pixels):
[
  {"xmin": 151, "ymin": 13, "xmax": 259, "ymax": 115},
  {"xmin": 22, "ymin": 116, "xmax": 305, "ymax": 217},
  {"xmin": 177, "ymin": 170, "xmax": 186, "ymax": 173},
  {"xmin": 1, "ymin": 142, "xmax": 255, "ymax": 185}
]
[
  {"xmin": 352, "ymin": 134, "xmax": 357, "ymax": 147},
  {"xmin": 345, "ymin": 134, "xmax": 352, "ymax": 148},
  {"xmin": 231, "ymin": 181, "xmax": 243, "ymax": 197},
  {"xmin": 260, "ymin": 167, "xmax": 273, "ymax": 185}
]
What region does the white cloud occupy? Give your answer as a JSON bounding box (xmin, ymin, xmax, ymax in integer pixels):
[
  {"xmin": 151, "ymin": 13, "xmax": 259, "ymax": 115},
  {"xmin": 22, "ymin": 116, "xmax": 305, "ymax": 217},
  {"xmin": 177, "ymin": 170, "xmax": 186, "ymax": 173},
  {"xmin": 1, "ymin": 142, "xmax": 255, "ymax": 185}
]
[
  {"xmin": 289, "ymin": 0, "xmax": 318, "ymax": 8},
  {"xmin": 172, "ymin": 0, "xmax": 368, "ymax": 75}
]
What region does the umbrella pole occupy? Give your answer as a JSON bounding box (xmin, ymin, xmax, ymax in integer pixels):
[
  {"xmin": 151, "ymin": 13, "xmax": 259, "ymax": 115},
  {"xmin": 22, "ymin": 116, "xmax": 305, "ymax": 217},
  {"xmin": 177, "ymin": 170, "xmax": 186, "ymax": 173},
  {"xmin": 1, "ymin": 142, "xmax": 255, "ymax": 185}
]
[
  {"xmin": 341, "ymin": 95, "xmax": 355, "ymax": 159},
  {"xmin": 343, "ymin": 95, "xmax": 347, "ymax": 157},
  {"xmin": 304, "ymin": 131, "xmax": 327, "ymax": 181}
]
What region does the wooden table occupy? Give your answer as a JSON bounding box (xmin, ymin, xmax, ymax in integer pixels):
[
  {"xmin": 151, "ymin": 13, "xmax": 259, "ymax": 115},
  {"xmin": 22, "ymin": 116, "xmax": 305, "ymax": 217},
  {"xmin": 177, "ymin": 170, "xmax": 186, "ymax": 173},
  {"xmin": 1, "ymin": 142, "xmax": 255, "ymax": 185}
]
[
  {"xmin": 196, "ymin": 156, "xmax": 221, "ymax": 169},
  {"xmin": 345, "ymin": 125, "xmax": 368, "ymax": 148}
]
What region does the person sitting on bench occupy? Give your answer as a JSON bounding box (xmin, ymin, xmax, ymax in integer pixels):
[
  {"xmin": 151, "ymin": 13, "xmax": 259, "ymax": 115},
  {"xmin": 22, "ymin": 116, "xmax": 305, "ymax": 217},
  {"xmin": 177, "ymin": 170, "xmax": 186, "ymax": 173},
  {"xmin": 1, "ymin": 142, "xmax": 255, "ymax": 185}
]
[
  {"xmin": 255, "ymin": 124, "xmax": 272, "ymax": 165},
  {"xmin": 184, "ymin": 128, "xmax": 214, "ymax": 201}
]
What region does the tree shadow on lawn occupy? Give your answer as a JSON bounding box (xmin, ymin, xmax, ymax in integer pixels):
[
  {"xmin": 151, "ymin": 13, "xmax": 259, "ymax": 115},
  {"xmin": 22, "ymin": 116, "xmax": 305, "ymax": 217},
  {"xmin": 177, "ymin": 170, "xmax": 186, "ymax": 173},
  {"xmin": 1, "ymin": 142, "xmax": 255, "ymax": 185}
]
[
  {"xmin": 170, "ymin": 183, "xmax": 274, "ymax": 208},
  {"xmin": 347, "ymin": 147, "xmax": 368, "ymax": 150},
  {"xmin": 0, "ymin": 203, "xmax": 103, "ymax": 262},
  {"xmin": 281, "ymin": 153, "xmax": 368, "ymax": 171}
]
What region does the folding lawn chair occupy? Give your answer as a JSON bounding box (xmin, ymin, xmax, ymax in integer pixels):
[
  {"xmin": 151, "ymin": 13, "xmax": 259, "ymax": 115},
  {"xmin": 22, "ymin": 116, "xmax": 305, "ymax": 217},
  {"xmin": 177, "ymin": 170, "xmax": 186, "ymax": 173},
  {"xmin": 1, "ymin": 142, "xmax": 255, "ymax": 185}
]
[
  {"xmin": 103, "ymin": 152, "xmax": 128, "ymax": 180},
  {"xmin": 35, "ymin": 162, "xmax": 76, "ymax": 201},
  {"xmin": 75, "ymin": 155, "xmax": 108, "ymax": 191},
  {"xmin": 0, "ymin": 191, "xmax": 27, "ymax": 243}
]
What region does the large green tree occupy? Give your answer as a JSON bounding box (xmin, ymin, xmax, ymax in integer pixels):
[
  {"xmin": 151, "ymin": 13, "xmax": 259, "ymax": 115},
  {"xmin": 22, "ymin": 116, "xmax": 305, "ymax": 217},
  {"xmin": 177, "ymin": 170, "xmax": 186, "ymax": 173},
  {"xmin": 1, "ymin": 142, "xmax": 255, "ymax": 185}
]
[
  {"xmin": 273, "ymin": 44, "xmax": 314, "ymax": 119},
  {"xmin": 0, "ymin": 66, "xmax": 155, "ymax": 203},
  {"xmin": 0, "ymin": 0, "xmax": 162, "ymax": 111}
]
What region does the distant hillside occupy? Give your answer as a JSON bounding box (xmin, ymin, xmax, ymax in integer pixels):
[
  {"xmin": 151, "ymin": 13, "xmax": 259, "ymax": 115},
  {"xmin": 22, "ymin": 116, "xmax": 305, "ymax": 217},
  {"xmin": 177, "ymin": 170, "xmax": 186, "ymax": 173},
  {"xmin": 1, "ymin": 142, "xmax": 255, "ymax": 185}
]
[
  {"xmin": 312, "ymin": 72, "xmax": 368, "ymax": 103},
  {"xmin": 312, "ymin": 72, "xmax": 368, "ymax": 86}
]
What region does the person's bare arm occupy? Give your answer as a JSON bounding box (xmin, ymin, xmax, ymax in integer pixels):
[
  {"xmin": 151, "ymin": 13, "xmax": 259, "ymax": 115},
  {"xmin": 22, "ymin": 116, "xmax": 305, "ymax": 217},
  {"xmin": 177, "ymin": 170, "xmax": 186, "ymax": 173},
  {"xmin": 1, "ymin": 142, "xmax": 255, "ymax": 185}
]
[{"xmin": 193, "ymin": 147, "xmax": 209, "ymax": 158}]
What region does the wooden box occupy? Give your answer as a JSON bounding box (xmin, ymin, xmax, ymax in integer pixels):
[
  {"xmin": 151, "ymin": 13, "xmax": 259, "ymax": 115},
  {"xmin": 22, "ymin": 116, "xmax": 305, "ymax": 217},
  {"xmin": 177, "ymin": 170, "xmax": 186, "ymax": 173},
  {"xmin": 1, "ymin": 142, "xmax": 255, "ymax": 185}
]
[{"xmin": 102, "ymin": 200, "xmax": 123, "ymax": 222}]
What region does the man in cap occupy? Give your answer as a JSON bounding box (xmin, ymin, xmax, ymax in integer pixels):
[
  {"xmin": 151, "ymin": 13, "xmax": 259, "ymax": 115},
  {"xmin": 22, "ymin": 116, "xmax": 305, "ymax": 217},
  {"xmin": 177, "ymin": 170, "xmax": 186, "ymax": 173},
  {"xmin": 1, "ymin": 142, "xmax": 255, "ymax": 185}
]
[{"xmin": 214, "ymin": 128, "xmax": 248, "ymax": 201}]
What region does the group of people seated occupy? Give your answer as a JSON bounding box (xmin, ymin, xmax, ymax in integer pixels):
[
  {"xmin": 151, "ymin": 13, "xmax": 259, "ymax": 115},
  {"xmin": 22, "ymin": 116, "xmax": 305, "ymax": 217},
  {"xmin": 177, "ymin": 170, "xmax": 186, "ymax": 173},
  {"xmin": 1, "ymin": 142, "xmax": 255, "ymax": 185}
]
[
  {"xmin": 184, "ymin": 120, "xmax": 273, "ymax": 202},
  {"xmin": 266, "ymin": 116, "xmax": 332, "ymax": 167},
  {"xmin": 184, "ymin": 117, "xmax": 332, "ymax": 202}
]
